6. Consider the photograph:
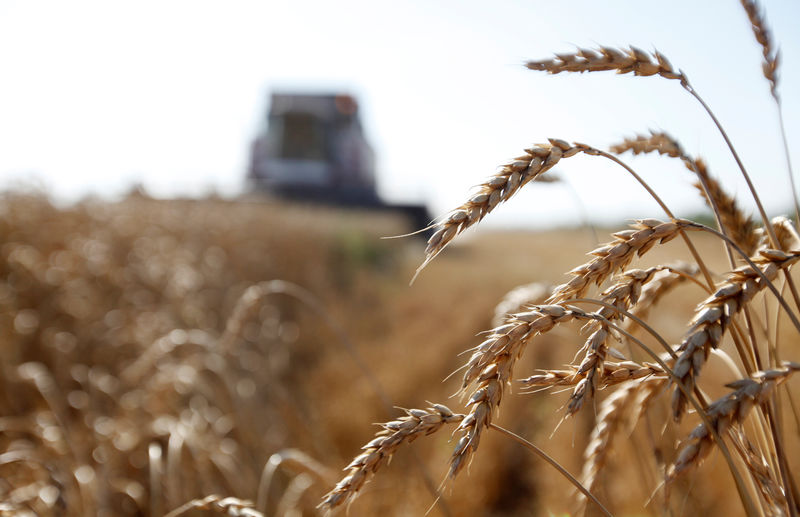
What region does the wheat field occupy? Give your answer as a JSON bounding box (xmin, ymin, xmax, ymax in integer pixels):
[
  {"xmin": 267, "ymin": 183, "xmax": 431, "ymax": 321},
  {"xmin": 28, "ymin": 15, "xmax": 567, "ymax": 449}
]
[{"xmin": 3, "ymin": 1, "xmax": 800, "ymax": 516}]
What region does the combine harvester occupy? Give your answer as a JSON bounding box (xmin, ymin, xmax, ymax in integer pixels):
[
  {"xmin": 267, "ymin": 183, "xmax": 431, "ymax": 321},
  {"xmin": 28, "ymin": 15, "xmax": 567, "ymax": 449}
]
[{"xmin": 248, "ymin": 92, "xmax": 431, "ymax": 232}]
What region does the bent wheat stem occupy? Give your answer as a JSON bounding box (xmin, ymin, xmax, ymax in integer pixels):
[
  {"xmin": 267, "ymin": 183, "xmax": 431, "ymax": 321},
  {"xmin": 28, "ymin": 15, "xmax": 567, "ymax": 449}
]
[
  {"xmin": 583, "ymin": 146, "xmax": 716, "ymax": 292},
  {"xmin": 488, "ymin": 423, "xmax": 613, "ymax": 517},
  {"xmin": 681, "ymin": 81, "xmax": 779, "ymax": 252}
]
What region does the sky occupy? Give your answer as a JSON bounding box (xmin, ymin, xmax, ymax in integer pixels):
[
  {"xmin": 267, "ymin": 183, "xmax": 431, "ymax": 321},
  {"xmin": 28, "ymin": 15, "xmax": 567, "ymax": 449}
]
[{"xmin": 1, "ymin": 0, "xmax": 799, "ymax": 228}]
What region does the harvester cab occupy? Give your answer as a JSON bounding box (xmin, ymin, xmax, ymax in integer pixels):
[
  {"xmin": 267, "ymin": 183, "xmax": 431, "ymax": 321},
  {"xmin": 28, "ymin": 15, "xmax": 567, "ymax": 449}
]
[
  {"xmin": 248, "ymin": 92, "xmax": 431, "ymax": 231},
  {"xmin": 248, "ymin": 93, "xmax": 379, "ymax": 204}
]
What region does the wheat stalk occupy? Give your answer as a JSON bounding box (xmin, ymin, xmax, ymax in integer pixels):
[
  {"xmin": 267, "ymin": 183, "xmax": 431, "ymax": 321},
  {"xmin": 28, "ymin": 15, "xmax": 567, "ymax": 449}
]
[
  {"xmin": 740, "ymin": 0, "xmax": 800, "ymax": 224},
  {"xmin": 257, "ymin": 449, "xmax": 335, "ymax": 513}
]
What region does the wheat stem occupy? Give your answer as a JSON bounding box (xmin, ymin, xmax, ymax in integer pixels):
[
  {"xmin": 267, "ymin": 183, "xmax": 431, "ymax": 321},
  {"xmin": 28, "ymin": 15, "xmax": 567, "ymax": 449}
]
[
  {"xmin": 488, "ymin": 423, "xmax": 613, "ymax": 517},
  {"xmin": 584, "ymin": 147, "xmax": 717, "ymax": 292},
  {"xmin": 682, "ymin": 82, "xmax": 778, "ymax": 252},
  {"xmin": 776, "ymin": 104, "xmax": 800, "ymax": 224},
  {"xmin": 765, "ymin": 402, "xmax": 800, "ymax": 516},
  {"xmin": 220, "ymin": 280, "xmax": 393, "ymax": 410},
  {"xmin": 611, "ymin": 131, "xmax": 751, "ymax": 262}
]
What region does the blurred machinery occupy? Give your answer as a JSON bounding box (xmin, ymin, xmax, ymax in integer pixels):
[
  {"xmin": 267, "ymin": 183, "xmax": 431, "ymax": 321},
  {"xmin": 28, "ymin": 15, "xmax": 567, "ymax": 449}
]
[{"xmin": 248, "ymin": 92, "xmax": 431, "ymax": 230}]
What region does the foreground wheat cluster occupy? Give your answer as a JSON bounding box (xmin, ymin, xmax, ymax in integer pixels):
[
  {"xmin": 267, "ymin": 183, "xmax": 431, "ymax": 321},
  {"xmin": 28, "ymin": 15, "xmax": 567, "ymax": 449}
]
[{"xmin": 323, "ymin": 2, "xmax": 800, "ymax": 515}]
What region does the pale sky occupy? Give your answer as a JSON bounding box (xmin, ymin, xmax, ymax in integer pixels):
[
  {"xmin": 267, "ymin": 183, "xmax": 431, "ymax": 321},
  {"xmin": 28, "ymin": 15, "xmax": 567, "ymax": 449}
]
[{"xmin": 1, "ymin": 0, "xmax": 798, "ymax": 228}]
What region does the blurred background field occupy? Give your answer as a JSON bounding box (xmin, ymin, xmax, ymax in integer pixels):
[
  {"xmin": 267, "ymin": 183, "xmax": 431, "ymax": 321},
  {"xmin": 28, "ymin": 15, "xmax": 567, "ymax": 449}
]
[{"xmin": 0, "ymin": 191, "xmax": 767, "ymax": 516}]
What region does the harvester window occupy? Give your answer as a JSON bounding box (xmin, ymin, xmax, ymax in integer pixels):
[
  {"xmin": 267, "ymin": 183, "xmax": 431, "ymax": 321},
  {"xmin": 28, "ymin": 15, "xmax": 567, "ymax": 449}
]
[{"xmin": 279, "ymin": 112, "xmax": 328, "ymax": 161}]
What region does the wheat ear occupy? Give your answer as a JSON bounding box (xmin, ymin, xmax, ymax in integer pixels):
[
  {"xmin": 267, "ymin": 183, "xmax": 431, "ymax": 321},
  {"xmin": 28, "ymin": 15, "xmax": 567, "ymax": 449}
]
[
  {"xmin": 419, "ymin": 139, "xmax": 579, "ymax": 274},
  {"xmin": 669, "ymin": 362, "xmax": 800, "ymax": 480},
  {"xmin": 319, "ymin": 404, "xmax": 463, "ymax": 510},
  {"xmin": 528, "ymin": 45, "xmax": 779, "ymax": 250},
  {"xmin": 672, "ymin": 250, "xmax": 800, "ymax": 420},
  {"xmin": 526, "ymin": 46, "xmax": 685, "ymax": 82},
  {"xmin": 521, "ymin": 359, "xmax": 667, "ymax": 390},
  {"xmin": 548, "ymin": 219, "xmax": 692, "ymax": 303},
  {"xmin": 610, "ymin": 131, "xmax": 684, "ymax": 158},
  {"xmin": 452, "ymin": 305, "xmax": 598, "ymax": 477},
  {"xmin": 628, "ymin": 262, "xmax": 701, "ymax": 324},
  {"xmin": 491, "ymin": 282, "xmax": 553, "ymax": 328},
  {"xmin": 582, "ymin": 376, "xmax": 666, "ymax": 499},
  {"xmin": 770, "ymin": 216, "xmax": 800, "ymax": 251},
  {"xmin": 569, "ymin": 266, "xmax": 670, "ymax": 414},
  {"xmin": 163, "ymin": 495, "xmax": 263, "ymax": 517},
  {"xmin": 730, "ymin": 429, "xmax": 788, "ymax": 515},
  {"xmin": 740, "ymin": 0, "xmax": 779, "ymax": 100}
]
